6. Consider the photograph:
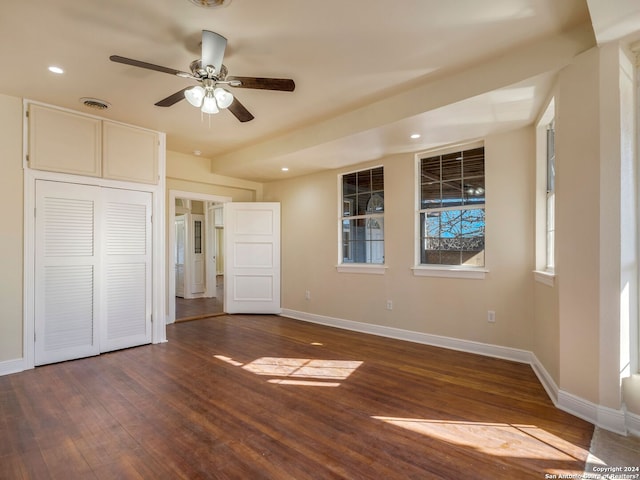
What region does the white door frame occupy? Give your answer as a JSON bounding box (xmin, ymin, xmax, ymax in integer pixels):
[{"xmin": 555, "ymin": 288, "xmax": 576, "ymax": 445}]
[
  {"xmin": 205, "ymin": 204, "xmax": 218, "ymax": 298},
  {"xmin": 168, "ymin": 190, "xmax": 231, "ymax": 324}
]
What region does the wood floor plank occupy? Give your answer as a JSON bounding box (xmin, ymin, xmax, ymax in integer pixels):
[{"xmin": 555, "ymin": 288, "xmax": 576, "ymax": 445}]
[{"xmin": 0, "ymin": 315, "xmax": 594, "ymax": 479}]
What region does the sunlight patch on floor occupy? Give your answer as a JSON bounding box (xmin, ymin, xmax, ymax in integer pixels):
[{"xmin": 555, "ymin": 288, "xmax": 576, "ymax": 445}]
[
  {"xmin": 214, "ymin": 355, "xmax": 362, "ymax": 386},
  {"xmin": 373, "ymin": 416, "xmax": 590, "ymax": 476}
]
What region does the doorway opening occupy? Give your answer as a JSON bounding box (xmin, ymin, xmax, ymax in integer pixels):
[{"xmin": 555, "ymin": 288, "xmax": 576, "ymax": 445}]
[{"xmin": 168, "ymin": 190, "xmax": 231, "ymax": 323}]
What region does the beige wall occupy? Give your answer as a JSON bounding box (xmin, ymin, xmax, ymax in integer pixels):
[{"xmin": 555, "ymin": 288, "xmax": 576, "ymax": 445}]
[
  {"xmin": 533, "ymin": 282, "xmax": 559, "ymax": 382},
  {"xmin": 167, "ymin": 150, "xmax": 262, "ymax": 202},
  {"xmin": 264, "ymin": 127, "xmax": 535, "ymax": 351},
  {"xmin": 0, "ymin": 94, "xmax": 24, "ymax": 362},
  {"xmin": 556, "ymin": 48, "xmax": 602, "ymax": 404}
]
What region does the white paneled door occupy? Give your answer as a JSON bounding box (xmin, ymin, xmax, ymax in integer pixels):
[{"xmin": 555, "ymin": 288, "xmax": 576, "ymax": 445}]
[
  {"xmin": 34, "ymin": 180, "xmax": 152, "ymax": 366},
  {"xmin": 224, "ymin": 202, "xmax": 281, "ymax": 314}
]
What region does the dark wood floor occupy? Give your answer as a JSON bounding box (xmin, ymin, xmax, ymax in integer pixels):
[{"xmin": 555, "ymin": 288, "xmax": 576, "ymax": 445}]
[
  {"xmin": 175, "ymin": 276, "xmax": 224, "ymax": 321},
  {"xmin": 0, "ymin": 315, "xmax": 594, "ymax": 479}
]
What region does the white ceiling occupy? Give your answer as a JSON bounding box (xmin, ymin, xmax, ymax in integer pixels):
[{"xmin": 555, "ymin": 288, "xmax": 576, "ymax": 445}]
[{"xmin": 0, "ymin": 0, "xmax": 604, "ymax": 182}]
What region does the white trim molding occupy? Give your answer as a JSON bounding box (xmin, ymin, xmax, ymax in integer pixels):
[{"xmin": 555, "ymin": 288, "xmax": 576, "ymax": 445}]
[
  {"xmin": 412, "ymin": 266, "xmax": 488, "ymax": 280},
  {"xmin": 533, "ymin": 270, "xmax": 556, "ymax": 287},
  {"xmin": 282, "ymin": 309, "xmax": 631, "ymax": 436},
  {"xmin": 336, "ymin": 264, "xmax": 387, "ymax": 275},
  {"xmin": 282, "ymin": 309, "xmax": 530, "ymax": 363},
  {"xmin": 0, "ymin": 358, "xmax": 26, "ymax": 376},
  {"xmin": 626, "ymin": 410, "xmax": 640, "ymax": 437}
]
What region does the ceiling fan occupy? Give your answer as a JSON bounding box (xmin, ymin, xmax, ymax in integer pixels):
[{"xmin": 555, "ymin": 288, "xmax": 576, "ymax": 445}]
[{"xmin": 110, "ymin": 30, "xmax": 295, "ymax": 122}]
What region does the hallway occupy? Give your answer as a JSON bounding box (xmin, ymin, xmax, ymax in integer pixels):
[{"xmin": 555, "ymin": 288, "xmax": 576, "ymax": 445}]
[{"xmin": 175, "ymin": 275, "xmax": 224, "ymax": 321}]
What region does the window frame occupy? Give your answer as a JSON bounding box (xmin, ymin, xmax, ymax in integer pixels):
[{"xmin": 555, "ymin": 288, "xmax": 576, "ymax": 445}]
[
  {"xmin": 413, "ymin": 141, "xmax": 488, "ymax": 279},
  {"xmin": 337, "ymin": 165, "xmax": 386, "ymax": 274},
  {"xmin": 534, "ymin": 98, "xmax": 556, "ymax": 286}
]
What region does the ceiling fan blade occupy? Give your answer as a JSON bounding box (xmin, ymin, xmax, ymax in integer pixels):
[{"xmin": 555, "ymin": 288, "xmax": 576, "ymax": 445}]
[
  {"xmin": 227, "ymin": 76, "xmax": 295, "ymax": 92},
  {"xmin": 201, "ymin": 30, "xmax": 227, "ymax": 74},
  {"xmin": 155, "ymin": 87, "xmax": 191, "ymax": 107},
  {"xmin": 110, "ymin": 55, "xmax": 192, "ymax": 78},
  {"xmin": 227, "ymin": 97, "xmax": 254, "ymax": 122}
]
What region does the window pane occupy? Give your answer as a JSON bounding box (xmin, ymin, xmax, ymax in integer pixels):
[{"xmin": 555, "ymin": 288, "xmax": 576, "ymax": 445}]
[
  {"xmin": 419, "ymin": 208, "xmax": 485, "ymax": 266},
  {"xmin": 343, "ymin": 173, "xmax": 357, "ymax": 196},
  {"xmin": 547, "ymin": 126, "xmax": 555, "ymax": 193},
  {"xmin": 194, "ymin": 220, "xmax": 202, "ymax": 254},
  {"xmin": 421, "ymin": 156, "xmax": 440, "ymax": 182},
  {"xmin": 342, "ymin": 217, "xmax": 384, "ymax": 264},
  {"xmin": 463, "ymin": 177, "xmax": 485, "ymax": 205},
  {"xmin": 343, "ymin": 197, "xmax": 355, "ymax": 216},
  {"xmin": 441, "ymin": 180, "xmax": 463, "ymax": 207},
  {"xmin": 421, "ymin": 182, "xmax": 441, "ymax": 209},
  {"xmin": 366, "ymin": 217, "xmax": 384, "ymax": 264},
  {"xmin": 366, "ymin": 193, "xmax": 384, "ymax": 213},
  {"xmin": 371, "ymin": 167, "xmax": 384, "ymax": 192},
  {"xmin": 357, "ymin": 170, "xmax": 371, "ymax": 193},
  {"xmin": 357, "ymin": 193, "xmax": 370, "ymax": 216},
  {"xmin": 441, "ymin": 153, "xmax": 461, "ymax": 181},
  {"xmin": 418, "ymin": 145, "xmax": 485, "ymax": 267},
  {"xmin": 464, "ymin": 154, "xmax": 484, "ymax": 178},
  {"xmin": 340, "ymin": 166, "xmax": 384, "ymax": 265}
]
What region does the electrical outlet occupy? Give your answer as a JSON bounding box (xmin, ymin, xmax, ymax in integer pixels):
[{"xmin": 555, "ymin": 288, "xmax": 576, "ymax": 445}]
[
  {"xmin": 386, "ymin": 300, "xmax": 393, "ymax": 310},
  {"xmin": 305, "ymin": 290, "xmax": 311, "ymax": 300},
  {"xmin": 487, "ymin": 310, "xmax": 496, "ymax": 323}
]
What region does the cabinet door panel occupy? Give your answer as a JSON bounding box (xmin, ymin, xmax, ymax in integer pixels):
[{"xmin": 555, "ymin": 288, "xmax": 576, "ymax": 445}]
[
  {"xmin": 28, "ymin": 104, "xmax": 101, "ymax": 177},
  {"xmin": 103, "ymin": 121, "xmax": 159, "ymax": 184}
]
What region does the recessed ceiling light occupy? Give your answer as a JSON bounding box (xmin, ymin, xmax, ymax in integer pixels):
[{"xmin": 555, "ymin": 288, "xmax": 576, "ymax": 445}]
[
  {"xmin": 281, "ymin": 167, "xmax": 289, "ymax": 172},
  {"xmin": 193, "ymin": 150, "xmax": 202, "ymax": 156},
  {"xmin": 48, "ymin": 66, "xmax": 64, "ymax": 74},
  {"xmin": 410, "ymin": 133, "xmax": 421, "ymax": 139}
]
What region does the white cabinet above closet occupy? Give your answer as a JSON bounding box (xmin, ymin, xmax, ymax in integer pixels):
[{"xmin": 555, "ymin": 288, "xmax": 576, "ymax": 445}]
[
  {"xmin": 27, "ymin": 102, "xmax": 161, "ymax": 184},
  {"xmin": 28, "ymin": 104, "xmax": 102, "ymax": 177},
  {"xmin": 102, "ymin": 121, "xmax": 159, "ymax": 184}
]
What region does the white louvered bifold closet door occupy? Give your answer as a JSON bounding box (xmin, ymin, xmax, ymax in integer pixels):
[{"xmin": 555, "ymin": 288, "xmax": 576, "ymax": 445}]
[
  {"xmin": 100, "ymin": 188, "xmax": 152, "ymax": 352},
  {"xmin": 35, "ymin": 181, "xmax": 101, "ymax": 366},
  {"xmin": 34, "ymin": 181, "xmax": 153, "ymax": 366}
]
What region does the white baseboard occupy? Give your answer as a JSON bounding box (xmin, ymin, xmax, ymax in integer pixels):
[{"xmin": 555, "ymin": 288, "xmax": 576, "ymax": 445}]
[
  {"xmin": 282, "ymin": 309, "xmax": 532, "ymax": 363},
  {"xmin": 0, "ymin": 357, "xmax": 26, "ymax": 376},
  {"xmin": 282, "ymin": 309, "xmax": 631, "ymax": 436},
  {"xmin": 530, "ymin": 352, "xmax": 559, "ymax": 404}
]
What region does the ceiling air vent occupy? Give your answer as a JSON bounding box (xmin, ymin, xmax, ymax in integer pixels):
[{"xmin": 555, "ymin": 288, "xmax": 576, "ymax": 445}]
[
  {"xmin": 80, "ymin": 97, "xmax": 111, "ymax": 110},
  {"xmin": 187, "ymin": 0, "xmax": 232, "ymax": 7}
]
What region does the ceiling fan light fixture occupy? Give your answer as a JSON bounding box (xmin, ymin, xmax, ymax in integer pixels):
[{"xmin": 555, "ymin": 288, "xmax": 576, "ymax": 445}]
[
  {"xmin": 184, "ymin": 86, "xmax": 205, "ymax": 107},
  {"xmin": 214, "ymin": 87, "xmax": 234, "ymax": 109},
  {"xmin": 201, "ymin": 93, "xmax": 219, "ymax": 114}
]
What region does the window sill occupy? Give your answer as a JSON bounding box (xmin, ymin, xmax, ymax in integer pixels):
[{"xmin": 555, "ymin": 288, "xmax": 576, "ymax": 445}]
[
  {"xmin": 412, "ymin": 266, "xmax": 488, "ymax": 279},
  {"xmin": 336, "ymin": 264, "xmax": 387, "ymax": 275},
  {"xmin": 534, "ymin": 270, "xmax": 555, "ymax": 287}
]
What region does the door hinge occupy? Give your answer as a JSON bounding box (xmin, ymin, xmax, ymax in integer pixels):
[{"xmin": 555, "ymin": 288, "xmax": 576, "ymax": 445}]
[
  {"xmin": 150, "ymin": 314, "xmax": 153, "ymax": 323},
  {"xmin": 34, "ymin": 207, "xmax": 36, "ymax": 218},
  {"xmin": 25, "ymin": 110, "xmax": 29, "ymax": 118}
]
